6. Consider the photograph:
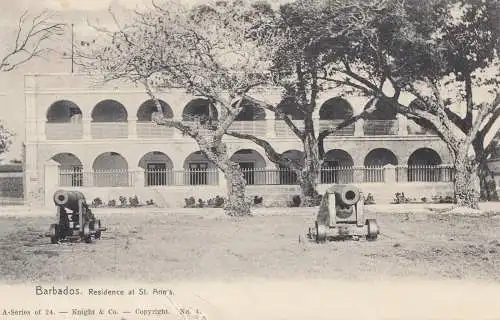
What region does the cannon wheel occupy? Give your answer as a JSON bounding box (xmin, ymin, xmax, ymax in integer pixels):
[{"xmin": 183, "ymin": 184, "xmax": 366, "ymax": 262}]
[
  {"xmin": 95, "ymin": 220, "xmax": 101, "ymax": 240},
  {"xmin": 316, "ymin": 221, "xmax": 327, "ymax": 243},
  {"xmin": 49, "ymin": 224, "xmax": 59, "ymax": 244},
  {"xmin": 366, "ymin": 219, "xmax": 379, "ymax": 241},
  {"xmin": 83, "ymin": 222, "xmax": 92, "ymax": 243}
]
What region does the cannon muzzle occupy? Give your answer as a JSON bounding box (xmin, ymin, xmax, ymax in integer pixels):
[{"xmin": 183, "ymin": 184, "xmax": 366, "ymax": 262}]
[
  {"xmin": 53, "ymin": 189, "xmax": 87, "ymax": 212},
  {"xmin": 327, "ymin": 184, "xmax": 361, "ymax": 207}
]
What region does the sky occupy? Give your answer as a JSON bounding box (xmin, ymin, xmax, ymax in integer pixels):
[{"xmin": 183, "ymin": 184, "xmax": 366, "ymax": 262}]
[{"xmin": 0, "ymin": 0, "xmax": 498, "ymax": 162}]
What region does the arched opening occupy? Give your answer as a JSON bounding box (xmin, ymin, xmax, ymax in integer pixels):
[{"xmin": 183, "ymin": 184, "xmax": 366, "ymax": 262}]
[
  {"xmin": 46, "ymin": 100, "xmax": 83, "ymax": 139},
  {"xmin": 318, "ymin": 97, "xmax": 355, "ymax": 135},
  {"xmin": 183, "ymin": 151, "xmax": 217, "ymax": 185},
  {"xmin": 234, "ymin": 99, "xmax": 266, "ymax": 121},
  {"xmin": 363, "ymin": 100, "xmax": 398, "ymax": 135},
  {"xmin": 319, "ymin": 98, "xmax": 353, "ymax": 120},
  {"xmin": 91, "ymin": 100, "xmax": 128, "ymax": 139},
  {"xmin": 407, "ymin": 148, "xmax": 443, "ymax": 182},
  {"xmin": 276, "ymin": 98, "xmax": 305, "ymax": 120},
  {"xmin": 91, "ymin": 100, "xmax": 128, "ymax": 122},
  {"xmin": 137, "ymin": 99, "xmax": 175, "ymax": 137},
  {"xmin": 279, "ymin": 150, "xmax": 304, "ymax": 185},
  {"xmin": 321, "ymin": 149, "xmax": 354, "ymax": 184},
  {"xmin": 47, "ymin": 100, "xmax": 82, "ymax": 123},
  {"xmin": 230, "ymin": 149, "xmax": 266, "ymax": 185},
  {"xmin": 92, "ymin": 152, "xmax": 129, "ymax": 187},
  {"xmin": 138, "ymin": 151, "xmax": 174, "ymax": 186},
  {"xmin": 51, "ymin": 152, "xmax": 83, "ymax": 187},
  {"xmin": 364, "ymin": 148, "xmax": 398, "ymax": 183},
  {"xmin": 182, "ymin": 99, "xmax": 218, "ymax": 122},
  {"xmin": 137, "ymin": 99, "xmax": 174, "ymax": 121}
]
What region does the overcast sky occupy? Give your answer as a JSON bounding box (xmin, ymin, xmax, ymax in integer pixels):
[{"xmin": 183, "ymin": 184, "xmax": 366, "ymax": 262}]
[{"xmin": 0, "ymin": 0, "xmax": 498, "ymax": 162}]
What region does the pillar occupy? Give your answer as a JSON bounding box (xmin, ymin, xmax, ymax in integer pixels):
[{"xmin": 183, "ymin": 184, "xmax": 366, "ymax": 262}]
[
  {"xmin": 354, "ymin": 119, "xmax": 364, "ymax": 137},
  {"xmin": 44, "ymin": 160, "xmax": 60, "ymax": 208},
  {"xmin": 82, "ymin": 117, "xmax": 92, "ymax": 139},
  {"xmin": 384, "ymin": 164, "xmax": 397, "ymax": 184},
  {"xmin": 397, "ymin": 114, "xmax": 408, "ymax": 136}
]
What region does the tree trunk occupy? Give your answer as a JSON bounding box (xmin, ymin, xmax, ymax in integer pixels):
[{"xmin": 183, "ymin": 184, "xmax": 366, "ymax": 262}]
[
  {"xmin": 298, "ymin": 132, "xmax": 321, "ymax": 207},
  {"xmin": 223, "ymin": 162, "xmax": 251, "ymax": 216},
  {"xmin": 453, "ymin": 155, "xmax": 480, "ymax": 209},
  {"xmin": 478, "ymin": 158, "xmax": 498, "ymax": 201}
]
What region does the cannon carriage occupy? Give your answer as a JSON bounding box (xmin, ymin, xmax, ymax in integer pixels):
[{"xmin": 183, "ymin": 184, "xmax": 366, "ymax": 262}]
[
  {"xmin": 307, "ymin": 184, "xmax": 379, "ymax": 242},
  {"xmin": 45, "ymin": 190, "xmax": 107, "ymax": 244}
]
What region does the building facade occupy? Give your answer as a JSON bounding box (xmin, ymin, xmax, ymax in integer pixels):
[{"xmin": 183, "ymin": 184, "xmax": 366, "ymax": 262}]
[{"xmin": 24, "ymin": 73, "xmax": 455, "ymax": 208}]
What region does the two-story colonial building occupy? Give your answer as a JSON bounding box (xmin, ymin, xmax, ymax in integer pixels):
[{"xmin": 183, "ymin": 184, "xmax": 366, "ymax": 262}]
[{"xmin": 24, "ymin": 73, "xmax": 455, "ymax": 208}]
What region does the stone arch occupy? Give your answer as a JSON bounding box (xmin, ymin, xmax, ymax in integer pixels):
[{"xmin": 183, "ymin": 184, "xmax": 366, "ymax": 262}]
[
  {"xmin": 46, "ymin": 100, "xmax": 82, "ymax": 123},
  {"xmin": 363, "ymin": 148, "xmax": 398, "ymax": 182},
  {"xmin": 319, "ymin": 97, "xmax": 353, "ymax": 120},
  {"xmin": 407, "ymin": 148, "xmax": 443, "ymax": 182},
  {"xmin": 182, "ymin": 99, "xmax": 218, "ymax": 121},
  {"xmin": 137, "ymin": 99, "xmax": 174, "ymax": 121},
  {"xmin": 275, "ymin": 97, "xmax": 304, "ymax": 120},
  {"xmin": 234, "ymin": 99, "xmax": 266, "ymax": 121},
  {"xmin": 279, "ymin": 149, "xmax": 304, "ymax": 185},
  {"xmin": 230, "ymin": 149, "xmax": 266, "ymax": 185},
  {"xmin": 51, "ymin": 152, "xmax": 83, "ymax": 187},
  {"xmin": 138, "ymin": 151, "xmax": 174, "ymax": 186},
  {"xmin": 321, "ymin": 149, "xmax": 354, "ymax": 184},
  {"xmin": 91, "ymin": 100, "xmax": 128, "ymax": 122},
  {"xmin": 92, "ymin": 152, "xmax": 129, "ymax": 187},
  {"xmin": 183, "ymin": 151, "xmax": 217, "ymax": 185},
  {"xmin": 365, "ymin": 100, "xmax": 397, "ymax": 120}
]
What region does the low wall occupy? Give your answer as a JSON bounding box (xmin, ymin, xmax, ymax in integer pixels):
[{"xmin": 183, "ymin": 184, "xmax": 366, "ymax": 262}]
[{"xmin": 45, "ymin": 182, "xmax": 454, "ymax": 208}]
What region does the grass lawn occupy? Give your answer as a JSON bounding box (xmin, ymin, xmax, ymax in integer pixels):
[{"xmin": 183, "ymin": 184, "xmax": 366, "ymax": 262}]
[{"xmin": 0, "ymin": 205, "xmax": 499, "ymax": 284}]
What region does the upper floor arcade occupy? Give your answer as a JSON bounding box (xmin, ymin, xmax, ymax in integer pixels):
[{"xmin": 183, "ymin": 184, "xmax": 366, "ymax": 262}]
[{"xmin": 25, "ymin": 73, "xmax": 437, "ymax": 142}]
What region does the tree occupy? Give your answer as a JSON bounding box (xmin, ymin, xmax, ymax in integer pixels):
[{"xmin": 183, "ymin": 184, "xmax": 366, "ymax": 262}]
[
  {"xmin": 312, "ymin": 0, "xmax": 500, "ymax": 209},
  {"xmin": 0, "ymin": 10, "xmax": 65, "ymax": 158},
  {"xmin": 224, "ymin": 0, "xmax": 382, "ymax": 206},
  {"xmin": 77, "ymin": 1, "xmax": 272, "ymax": 216}
]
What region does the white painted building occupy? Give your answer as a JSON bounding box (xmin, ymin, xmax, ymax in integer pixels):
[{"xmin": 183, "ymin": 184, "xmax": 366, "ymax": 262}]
[{"xmin": 24, "ymin": 73, "xmax": 455, "ymax": 208}]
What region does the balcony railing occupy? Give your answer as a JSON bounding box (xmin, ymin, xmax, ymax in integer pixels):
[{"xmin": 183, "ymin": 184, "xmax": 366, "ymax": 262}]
[
  {"xmin": 58, "ymin": 165, "xmax": 454, "ymax": 188},
  {"xmin": 229, "ymin": 121, "xmax": 267, "ymax": 136},
  {"xmin": 136, "ymin": 121, "xmax": 175, "ymax": 138},
  {"xmin": 274, "ymin": 120, "xmax": 305, "ymax": 137},
  {"xmin": 42, "ymin": 119, "xmax": 441, "ymax": 140},
  {"xmin": 319, "ymin": 120, "xmax": 355, "ymax": 136},
  {"xmin": 363, "ymin": 120, "xmax": 398, "ymax": 135},
  {"xmin": 45, "ymin": 123, "xmax": 83, "ymax": 140},
  {"xmin": 91, "ymin": 122, "xmax": 128, "ymax": 139},
  {"xmin": 407, "ymin": 121, "xmax": 437, "ymax": 135}
]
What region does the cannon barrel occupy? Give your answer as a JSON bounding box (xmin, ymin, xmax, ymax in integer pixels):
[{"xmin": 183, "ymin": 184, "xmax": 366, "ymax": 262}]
[
  {"xmin": 53, "ymin": 189, "xmax": 87, "ymax": 212},
  {"xmin": 326, "ymin": 184, "xmax": 361, "ymax": 207}
]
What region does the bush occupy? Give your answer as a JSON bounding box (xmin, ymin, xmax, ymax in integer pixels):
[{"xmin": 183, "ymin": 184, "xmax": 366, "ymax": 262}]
[
  {"xmin": 196, "ymin": 198, "xmax": 205, "ymax": 208},
  {"xmin": 184, "ymin": 196, "xmax": 196, "ymax": 208},
  {"xmin": 107, "ymin": 199, "xmax": 116, "ymax": 207},
  {"xmin": 146, "ymin": 199, "xmax": 155, "ymax": 206},
  {"xmin": 393, "ymin": 192, "xmax": 409, "ymax": 204},
  {"xmin": 253, "ymin": 196, "xmax": 263, "ymax": 205},
  {"xmin": 119, "ymin": 196, "xmax": 127, "ymax": 207},
  {"xmin": 92, "ymin": 197, "xmax": 103, "ymax": 207},
  {"xmin": 364, "ymin": 193, "xmax": 375, "ymax": 205},
  {"xmin": 129, "ymin": 196, "xmax": 139, "ymax": 207},
  {"xmin": 291, "ymin": 195, "xmax": 301, "ymax": 207}
]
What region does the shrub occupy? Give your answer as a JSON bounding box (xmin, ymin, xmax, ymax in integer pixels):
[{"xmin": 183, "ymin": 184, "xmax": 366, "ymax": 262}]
[
  {"xmin": 146, "ymin": 199, "xmax": 155, "ymax": 206},
  {"xmin": 291, "ymin": 195, "xmax": 301, "ymax": 207},
  {"xmin": 129, "ymin": 196, "xmax": 139, "ymax": 207},
  {"xmin": 107, "ymin": 199, "xmax": 116, "ymax": 207},
  {"xmin": 196, "ymin": 198, "xmax": 205, "ymax": 208},
  {"xmin": 184, "ymin": 196, "xmax": 196, "ymax": 208},
  {"xmin": 119, "ymin": 196, "xmax": 127, "ymax": 207},
  {"xmin": 92, "ymin": 197, "xmax": 103, "ymax": 207},
  {"xmin": 253, "ymin": 195, "xmax": 263, "ymax": 205},
  {"xmin": 364, "ymin": 193, "xmax": 375, "ymax": 205},
  {"xmin": 393, "ymin": 192, "xmax": 409, "ymax": 204}
]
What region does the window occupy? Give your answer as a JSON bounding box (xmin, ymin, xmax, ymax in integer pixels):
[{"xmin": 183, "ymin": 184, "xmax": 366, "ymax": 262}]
[
  {"xmin": 146, "ymin": 163, "xmax": 167, "ymax": 186},
  {"xmin": 239, "ymin": 162, "xmax": 255, "ymax": 185},
  {"xmin": 189, "ymin": 162, "xmax": 208, "ymax": 185}
]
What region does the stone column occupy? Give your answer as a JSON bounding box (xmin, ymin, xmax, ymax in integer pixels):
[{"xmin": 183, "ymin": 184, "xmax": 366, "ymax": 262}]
[
  {"xmin": 44, "ymin": 160, "xmax": 60, "ymax": 208},
  {"xmin": 128, "ymin": 117, "xmax": 138, "ymax": 139},
  {"xmin": 354, "ymin": 119, "xmax": 364, "ymax": 137},
  {"xmin": 397, "ymin": 114, "xmax": 408, "ymax": 136},
  {"xmin": 82, "ymin": 117, "xmax": 92, "ymax": 139},
  {"xmin": 384, "ymin": 164, "xmax": 397, "ymax": 184}
]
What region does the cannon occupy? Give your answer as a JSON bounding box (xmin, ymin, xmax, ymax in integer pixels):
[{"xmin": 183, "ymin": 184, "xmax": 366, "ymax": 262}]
[
  {"xmin": 307, "ymin": 184, "xmax": 379, "ymax": 242},
  {"xmin": 45, "ymin": 190, "xmax": 107, "ymax": 244}
]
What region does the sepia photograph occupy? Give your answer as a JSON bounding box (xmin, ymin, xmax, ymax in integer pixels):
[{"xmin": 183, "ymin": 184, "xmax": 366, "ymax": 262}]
[{"xmin": 0, "ymin": 0, "xmax": 499, "ymax": 319}]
